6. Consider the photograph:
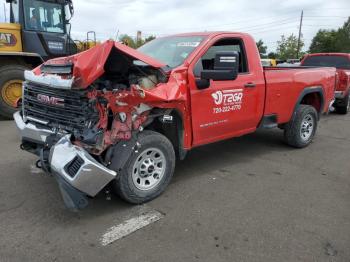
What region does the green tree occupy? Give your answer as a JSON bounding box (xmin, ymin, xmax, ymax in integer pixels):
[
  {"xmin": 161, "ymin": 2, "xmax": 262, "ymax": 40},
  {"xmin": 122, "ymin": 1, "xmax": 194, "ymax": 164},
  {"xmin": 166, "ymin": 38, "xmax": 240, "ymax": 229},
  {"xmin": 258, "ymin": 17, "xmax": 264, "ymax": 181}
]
[
  {"xmin": 256, "ymin": 39, "xmax": 267, "ymax": 57},
  {"xmin": 119, "ymin": 34, "xmax": 136, "ymax": 48},
  {"xmin": 144, "ymin": 35, "xmax": 156, "ymax": 43},
  {"xmin": 334, "ymin": 17, "xmax": 350, "ymax": 53},
  {"xmin": 276, "ymin": 34, "xmax": 304, "ymax": 60},
  {"xmin": 309, "ymin": 17, "xmax": 350, "ymax": 53},
  {"xmin": 119, "ymin": 34, "xmax": 156, "ymax": 48},
  {"xmin": 267, "ymin": 52, "xmax": 278, "ymax": 59},
  {"xmin": 309, "ymin": 30, "xmax": 338, "ymax": 53}
]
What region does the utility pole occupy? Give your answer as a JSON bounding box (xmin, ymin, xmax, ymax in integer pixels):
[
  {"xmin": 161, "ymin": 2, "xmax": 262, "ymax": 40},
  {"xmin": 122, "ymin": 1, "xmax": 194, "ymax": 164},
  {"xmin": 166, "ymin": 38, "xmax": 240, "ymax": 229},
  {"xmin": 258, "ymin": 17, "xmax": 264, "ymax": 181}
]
[
  {"xmin": 296, "ymin": 10, "xmax": 303, "ymax": 59},
  {"xmin": 136, "ymin": 31, "xmax": 142, "ymax": 43},
  {"xmin": 115, "ymin": 29, "xmax": 119, "ymax": 41}
]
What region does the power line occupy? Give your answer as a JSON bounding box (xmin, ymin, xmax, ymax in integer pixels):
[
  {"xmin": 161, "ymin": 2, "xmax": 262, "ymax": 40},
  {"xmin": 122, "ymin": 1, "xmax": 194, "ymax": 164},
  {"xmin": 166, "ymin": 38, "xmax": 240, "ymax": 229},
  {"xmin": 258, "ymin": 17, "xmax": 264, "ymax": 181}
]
[
  {"xmin": 304, "ymin": 15, "xmax": 348, "ymax": 18},
  {"xmin": 244, "ymin": 21, "xmax": 299, "ymax": 33},
  {"xmin": 141, "ymin": 11, "xmax": 305, "ymax": 32},
  {"xmin": 235, "ymin": 18, "xmax": 297, "ymax": 31}
]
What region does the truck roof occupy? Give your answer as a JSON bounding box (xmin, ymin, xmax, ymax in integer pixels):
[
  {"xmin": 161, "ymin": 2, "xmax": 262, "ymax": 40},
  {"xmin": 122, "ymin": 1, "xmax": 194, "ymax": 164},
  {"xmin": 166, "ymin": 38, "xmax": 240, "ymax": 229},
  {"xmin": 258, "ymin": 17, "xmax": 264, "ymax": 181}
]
[
  {"xmin": 305, "ymin": 53, "xmax": 350, "ymax": 57},
  {"xmin": 166, "ymin": 31, "xmax": 252, "ymax": 38}
]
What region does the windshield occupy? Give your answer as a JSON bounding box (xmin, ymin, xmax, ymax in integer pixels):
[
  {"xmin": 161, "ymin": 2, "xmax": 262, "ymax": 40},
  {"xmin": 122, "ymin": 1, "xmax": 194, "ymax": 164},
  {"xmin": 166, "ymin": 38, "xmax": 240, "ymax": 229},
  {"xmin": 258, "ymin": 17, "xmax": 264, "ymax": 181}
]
[
  {"xmin": 302, "ymin": 55, "xmax": 350, "ymax": 69},
  {"xmin": 138, "ymin": 36, "xmax": 205, "ymax": 68},
  {"xmin": 24, "ymin": 0, "xmax": 65, "ymax": 33}
]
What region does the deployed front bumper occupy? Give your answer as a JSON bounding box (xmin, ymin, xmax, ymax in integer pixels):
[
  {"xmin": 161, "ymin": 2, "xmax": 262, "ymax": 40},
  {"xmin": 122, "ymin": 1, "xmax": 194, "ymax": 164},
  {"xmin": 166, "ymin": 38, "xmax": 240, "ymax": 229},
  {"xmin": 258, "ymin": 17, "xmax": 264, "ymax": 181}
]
[
  {"xmin": 14, "ymin": 111, "xmax": 117, "ymax": 210},
  {"xmin": 14, "ymin": 111, "xmax": 57, "ymax": 144},
  {"xmin": 49, "ymin": 135, "xmax": 116, "ymax": 197}
]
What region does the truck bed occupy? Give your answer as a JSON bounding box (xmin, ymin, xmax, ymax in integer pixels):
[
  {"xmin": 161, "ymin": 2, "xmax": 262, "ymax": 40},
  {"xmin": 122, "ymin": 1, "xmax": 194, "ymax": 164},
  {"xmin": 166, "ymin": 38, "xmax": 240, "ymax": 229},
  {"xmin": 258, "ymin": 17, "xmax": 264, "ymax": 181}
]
[{"xmin": 263, "ymin": 67, "xmax": 336, "ymax": 124}]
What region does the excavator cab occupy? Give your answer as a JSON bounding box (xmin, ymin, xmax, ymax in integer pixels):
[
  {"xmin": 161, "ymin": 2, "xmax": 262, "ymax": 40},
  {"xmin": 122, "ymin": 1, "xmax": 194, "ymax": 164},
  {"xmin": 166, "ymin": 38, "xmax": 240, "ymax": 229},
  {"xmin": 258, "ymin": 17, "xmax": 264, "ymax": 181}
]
[
  {"xmin": 0, "ymin": 0, "xmax": 77, "ymax": 119},
  {"xmin": 5, "ymin": 0, "xmax": 77, "ymax": 59}
]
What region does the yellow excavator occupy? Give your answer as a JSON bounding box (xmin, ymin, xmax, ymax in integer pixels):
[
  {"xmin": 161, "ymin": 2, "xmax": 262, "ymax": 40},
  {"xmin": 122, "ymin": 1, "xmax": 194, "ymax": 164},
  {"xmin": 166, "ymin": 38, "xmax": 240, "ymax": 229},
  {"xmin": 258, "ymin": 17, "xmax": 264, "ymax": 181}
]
[{"xmin": 0, "ymin": 0, "xmax": 78, "ymax": 119}]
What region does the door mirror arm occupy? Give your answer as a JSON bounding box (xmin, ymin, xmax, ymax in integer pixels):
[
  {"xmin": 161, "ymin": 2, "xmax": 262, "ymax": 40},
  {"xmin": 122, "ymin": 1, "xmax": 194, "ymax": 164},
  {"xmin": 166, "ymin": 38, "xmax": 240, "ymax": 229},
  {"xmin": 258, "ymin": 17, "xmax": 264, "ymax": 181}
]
[{"xmin": 195, "ymin": 79, "xmax": 210, "ymax": 90}]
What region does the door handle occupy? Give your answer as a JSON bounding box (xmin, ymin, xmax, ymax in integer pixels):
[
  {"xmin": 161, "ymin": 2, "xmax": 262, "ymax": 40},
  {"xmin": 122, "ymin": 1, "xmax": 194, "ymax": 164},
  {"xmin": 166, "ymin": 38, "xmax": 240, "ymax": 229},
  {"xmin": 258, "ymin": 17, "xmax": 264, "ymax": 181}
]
[{"xmin": 244, "ymin": 82, "xmax": 256, "ymax": 88}]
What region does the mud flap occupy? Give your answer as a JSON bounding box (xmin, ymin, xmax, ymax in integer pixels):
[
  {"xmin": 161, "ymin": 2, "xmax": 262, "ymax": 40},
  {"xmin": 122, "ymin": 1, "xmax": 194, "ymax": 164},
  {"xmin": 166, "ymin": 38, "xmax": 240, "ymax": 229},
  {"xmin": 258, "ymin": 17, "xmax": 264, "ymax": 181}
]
[
  {"xmin": 107, "ymin": 137, "xmax": 138, "ymax": 173},
  {"xmin": 54, "ymin": 174, "xmax": 89, "ymax": 211}
]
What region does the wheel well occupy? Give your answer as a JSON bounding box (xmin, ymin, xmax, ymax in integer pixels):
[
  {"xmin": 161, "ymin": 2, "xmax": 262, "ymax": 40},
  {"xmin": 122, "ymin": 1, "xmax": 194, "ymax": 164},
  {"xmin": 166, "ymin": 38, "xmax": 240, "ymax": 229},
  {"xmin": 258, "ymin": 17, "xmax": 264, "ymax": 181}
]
[
  {"xmin": 300, "ymin": 92, "xmax": 323, "ymax": 114},
  {"xmin": 145, "ymin": 108, "xmax": 187, "ymax": 160}
]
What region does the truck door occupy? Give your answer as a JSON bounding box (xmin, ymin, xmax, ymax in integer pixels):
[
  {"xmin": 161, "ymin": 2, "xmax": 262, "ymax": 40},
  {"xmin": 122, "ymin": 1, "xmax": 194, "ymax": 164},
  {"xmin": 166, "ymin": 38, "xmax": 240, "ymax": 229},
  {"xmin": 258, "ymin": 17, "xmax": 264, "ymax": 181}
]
[{"xmin": 189, "ymin": 37, "xmax": 264, "ymax": 146}]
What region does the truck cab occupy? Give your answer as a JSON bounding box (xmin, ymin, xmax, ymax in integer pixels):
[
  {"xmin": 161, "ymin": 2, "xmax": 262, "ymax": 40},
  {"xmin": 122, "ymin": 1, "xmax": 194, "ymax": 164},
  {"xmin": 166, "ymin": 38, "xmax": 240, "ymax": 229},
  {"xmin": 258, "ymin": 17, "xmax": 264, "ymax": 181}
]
[{"xmin": 5, "ymin": 0, "xmax": 77, "ymax": 59}]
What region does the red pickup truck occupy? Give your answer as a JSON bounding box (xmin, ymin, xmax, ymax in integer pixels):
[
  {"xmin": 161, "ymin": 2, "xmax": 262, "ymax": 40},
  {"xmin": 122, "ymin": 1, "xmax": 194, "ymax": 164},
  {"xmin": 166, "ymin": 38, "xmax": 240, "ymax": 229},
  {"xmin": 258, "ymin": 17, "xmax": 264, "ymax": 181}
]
[
  {"xmin": 301, "ymin": 53, "xmax": 350, "ymax": 114},
  {"xmin": 14, "ymin": 32, "xmax": 336, "ymax": 210}
]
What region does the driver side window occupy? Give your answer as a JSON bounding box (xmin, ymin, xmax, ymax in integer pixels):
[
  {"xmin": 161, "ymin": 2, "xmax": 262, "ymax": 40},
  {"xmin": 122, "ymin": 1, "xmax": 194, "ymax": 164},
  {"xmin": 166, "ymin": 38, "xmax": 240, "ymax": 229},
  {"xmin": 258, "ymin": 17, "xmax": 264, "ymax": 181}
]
[{"xmin": 193, "ymin": 38, "xmax": 248, "ymax": 77}]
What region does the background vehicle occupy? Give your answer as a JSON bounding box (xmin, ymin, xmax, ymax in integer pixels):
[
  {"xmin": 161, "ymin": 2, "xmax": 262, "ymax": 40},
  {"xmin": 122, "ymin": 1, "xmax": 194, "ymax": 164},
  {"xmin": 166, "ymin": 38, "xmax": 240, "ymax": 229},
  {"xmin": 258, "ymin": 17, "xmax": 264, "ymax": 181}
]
[
  {"xmin": 261, "ymin": 58, "xmax": 276, "ymax": 67},
  {"xmin": 301, "ymin": 53, "xmax": 350, "ymax": 114},
  {"xmin": 287, "ymin": 58, "xmax": 300, "ymax": 64},
  {"xmin": 14, "ymin": 32, "xmax": 336, "ymax": 210},
  {"xmin": 0, "ymin": 0, "xmax": 77, "ymax": 119}
]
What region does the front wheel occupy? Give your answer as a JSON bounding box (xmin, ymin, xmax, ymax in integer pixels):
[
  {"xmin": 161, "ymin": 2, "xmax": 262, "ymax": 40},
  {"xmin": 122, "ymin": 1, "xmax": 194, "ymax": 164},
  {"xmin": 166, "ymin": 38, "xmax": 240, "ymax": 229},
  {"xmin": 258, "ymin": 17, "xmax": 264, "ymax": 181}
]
[
  {"xmin": 284, "ymin": 105, "xmax": 318, "ymax": 148},
  {"xmin": 112, "ymin": 130, "xmax": 176, "ymax": 204}
]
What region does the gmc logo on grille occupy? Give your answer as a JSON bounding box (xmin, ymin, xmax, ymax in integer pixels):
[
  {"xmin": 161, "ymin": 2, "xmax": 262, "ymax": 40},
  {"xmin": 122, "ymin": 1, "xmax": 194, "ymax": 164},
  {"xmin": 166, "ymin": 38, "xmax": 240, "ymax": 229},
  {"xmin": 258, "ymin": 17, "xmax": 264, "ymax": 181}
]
[{"xmin": 37, "ymin": 94, "xmax": 64, "ymax": 107}]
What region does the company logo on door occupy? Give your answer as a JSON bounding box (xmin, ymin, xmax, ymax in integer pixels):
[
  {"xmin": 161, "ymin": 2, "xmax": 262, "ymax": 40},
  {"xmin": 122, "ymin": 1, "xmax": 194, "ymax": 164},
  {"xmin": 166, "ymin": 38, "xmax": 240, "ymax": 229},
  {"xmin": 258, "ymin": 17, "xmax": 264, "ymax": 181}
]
[
  {"xmin": 211, "ymin": 89, "xmax": 243, "ymax": 114},
  {"xmin": 212, "ymin": 89, "xmax": 243, "ymax": 105}
]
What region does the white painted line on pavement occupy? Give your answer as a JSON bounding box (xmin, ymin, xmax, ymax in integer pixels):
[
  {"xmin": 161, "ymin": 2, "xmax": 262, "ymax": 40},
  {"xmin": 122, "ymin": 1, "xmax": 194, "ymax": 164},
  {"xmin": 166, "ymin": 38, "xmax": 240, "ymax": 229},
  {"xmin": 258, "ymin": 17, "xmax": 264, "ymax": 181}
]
[
  {"xmin": 30, "ymin": 165, "xmax": 42, "ymax": 174},
  {"xmin": 100, "ymin": 210, "xmax": 163, "ymax": 246}
]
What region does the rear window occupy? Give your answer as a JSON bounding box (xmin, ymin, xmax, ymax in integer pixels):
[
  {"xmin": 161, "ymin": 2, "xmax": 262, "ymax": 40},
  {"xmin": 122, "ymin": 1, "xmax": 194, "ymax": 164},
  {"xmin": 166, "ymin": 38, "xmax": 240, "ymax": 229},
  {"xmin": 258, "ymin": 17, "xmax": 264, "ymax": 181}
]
[{"xmin": 302, "ymin": 55, "xmax": 350, "ymax": 69}]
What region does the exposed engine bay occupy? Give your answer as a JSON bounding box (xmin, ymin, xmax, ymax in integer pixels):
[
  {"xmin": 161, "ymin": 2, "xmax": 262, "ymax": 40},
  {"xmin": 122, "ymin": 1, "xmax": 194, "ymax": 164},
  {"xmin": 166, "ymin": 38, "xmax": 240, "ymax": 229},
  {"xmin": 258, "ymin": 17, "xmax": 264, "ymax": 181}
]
[{"xmin": 21, "ymin": 40, "xmax": 188, "ymax": 160}]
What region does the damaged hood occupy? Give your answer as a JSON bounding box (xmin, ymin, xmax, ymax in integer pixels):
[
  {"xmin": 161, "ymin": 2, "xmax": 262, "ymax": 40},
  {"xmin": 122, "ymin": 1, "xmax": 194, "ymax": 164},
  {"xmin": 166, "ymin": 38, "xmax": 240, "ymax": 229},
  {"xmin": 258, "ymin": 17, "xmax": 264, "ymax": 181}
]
[{"xmin": 35, "ymin": 40, "xmax": 166, "ymax": 88}]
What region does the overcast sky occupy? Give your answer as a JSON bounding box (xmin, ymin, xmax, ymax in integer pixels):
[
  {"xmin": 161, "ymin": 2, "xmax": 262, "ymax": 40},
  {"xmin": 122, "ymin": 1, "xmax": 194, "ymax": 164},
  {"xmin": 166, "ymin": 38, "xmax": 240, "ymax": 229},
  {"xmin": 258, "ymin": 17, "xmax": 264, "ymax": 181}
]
[{"xmin": 1, "ymin": 0, "xmax": 349, "ymax": 52}]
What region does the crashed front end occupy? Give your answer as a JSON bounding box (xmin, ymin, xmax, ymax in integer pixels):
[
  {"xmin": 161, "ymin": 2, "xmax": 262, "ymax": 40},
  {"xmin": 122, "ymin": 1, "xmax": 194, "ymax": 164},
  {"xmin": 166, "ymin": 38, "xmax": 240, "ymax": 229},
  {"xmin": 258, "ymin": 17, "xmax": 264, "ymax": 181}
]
[{"xmin": 14, "ymin": 41, "xmax": 188, "ymax": 210}]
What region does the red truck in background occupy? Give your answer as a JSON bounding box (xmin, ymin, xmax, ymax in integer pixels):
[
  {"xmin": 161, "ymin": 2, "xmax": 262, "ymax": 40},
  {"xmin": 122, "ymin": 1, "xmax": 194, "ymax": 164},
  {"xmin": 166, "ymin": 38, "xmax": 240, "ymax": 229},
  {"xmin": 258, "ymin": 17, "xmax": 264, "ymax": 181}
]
[
  {"xmin": 14, "ymin": 32, "xmax": 336, "ymax": 210},
  {"xmin": 301, "ymin": 53, "xmax": 350, "ymax": 114}
]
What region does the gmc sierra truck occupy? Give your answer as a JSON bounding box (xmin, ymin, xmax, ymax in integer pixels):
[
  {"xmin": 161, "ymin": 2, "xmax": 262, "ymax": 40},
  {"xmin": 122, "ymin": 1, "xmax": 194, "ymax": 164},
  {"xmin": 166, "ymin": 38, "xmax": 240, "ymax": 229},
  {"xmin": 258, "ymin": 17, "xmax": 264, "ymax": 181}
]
[
  {"xmin": 301, "ymin": 53, "xmax": 350, "ymax": 114},
  {"xmin": 14, "ymin": 32, "xmax": 336, "ymax": 210}
]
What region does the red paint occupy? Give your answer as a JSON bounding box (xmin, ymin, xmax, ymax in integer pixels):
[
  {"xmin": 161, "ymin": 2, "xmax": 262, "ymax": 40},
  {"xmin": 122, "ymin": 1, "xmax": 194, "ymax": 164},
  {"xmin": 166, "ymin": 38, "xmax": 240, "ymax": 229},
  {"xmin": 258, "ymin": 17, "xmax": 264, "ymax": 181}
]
[
  {"xmin": 301, "ymin": 53, "xmax": 350, "ymax": 96},
  {"xmin": 35, "ymin": 32, "xmax": 337, "ymax": 152}
]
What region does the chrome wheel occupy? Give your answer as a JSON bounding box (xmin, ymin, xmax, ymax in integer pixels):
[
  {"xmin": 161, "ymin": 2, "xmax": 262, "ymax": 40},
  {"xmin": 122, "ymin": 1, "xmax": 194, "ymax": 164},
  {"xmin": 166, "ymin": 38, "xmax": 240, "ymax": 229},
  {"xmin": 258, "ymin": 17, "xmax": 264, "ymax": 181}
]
[
  {"xmin": 300, "ymin": 114, "xmax": 314, "ymax": 141},
  {"xmin": 132, "ymin": 148, "xmax": 166, "ymax": 191}
]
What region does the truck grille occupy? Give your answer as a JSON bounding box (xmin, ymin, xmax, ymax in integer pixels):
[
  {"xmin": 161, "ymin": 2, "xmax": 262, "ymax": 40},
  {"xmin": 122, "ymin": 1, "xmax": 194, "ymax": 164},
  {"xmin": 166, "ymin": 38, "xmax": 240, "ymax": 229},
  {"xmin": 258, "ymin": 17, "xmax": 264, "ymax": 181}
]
[{"xmin": 23, "ymin": 82, "xmax": 98, "ymax": 133}]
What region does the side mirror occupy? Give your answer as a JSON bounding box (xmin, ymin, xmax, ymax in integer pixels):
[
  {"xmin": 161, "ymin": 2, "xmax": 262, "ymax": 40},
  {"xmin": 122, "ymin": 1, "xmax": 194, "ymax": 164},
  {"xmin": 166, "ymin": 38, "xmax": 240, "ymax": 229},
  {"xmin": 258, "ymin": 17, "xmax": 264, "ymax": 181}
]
[{"xmin": 201, "ymin": 51, "xmax": 239, "ymax": 81}]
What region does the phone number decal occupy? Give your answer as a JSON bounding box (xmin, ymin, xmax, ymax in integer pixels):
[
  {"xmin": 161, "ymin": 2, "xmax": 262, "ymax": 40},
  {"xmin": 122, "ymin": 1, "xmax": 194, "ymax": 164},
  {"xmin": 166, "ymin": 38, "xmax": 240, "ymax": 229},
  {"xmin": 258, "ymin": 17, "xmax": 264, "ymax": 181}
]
[{"xmin": 213, "ymin": 105, "xmax": 242, "ymax": 114}]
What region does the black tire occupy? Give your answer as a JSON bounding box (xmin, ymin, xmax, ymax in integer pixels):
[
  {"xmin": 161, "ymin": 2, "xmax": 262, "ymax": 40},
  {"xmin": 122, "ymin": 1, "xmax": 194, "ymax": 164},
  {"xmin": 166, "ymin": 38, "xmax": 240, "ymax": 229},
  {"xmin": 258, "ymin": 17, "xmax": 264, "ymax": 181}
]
[
  {"xmin": 0, "ymin": 65, "xmax": 28, "ymax": 119},
  {"xmin": 112, "ymin": 130, "xmax": 176, "ymax": 204},
  {"xmin": 335, "ymin": 93, "xmax": 350, "ymax": 115},
  {"xmin": 284, "ymin": 105, "xmax": 318, "ymax": 148}
]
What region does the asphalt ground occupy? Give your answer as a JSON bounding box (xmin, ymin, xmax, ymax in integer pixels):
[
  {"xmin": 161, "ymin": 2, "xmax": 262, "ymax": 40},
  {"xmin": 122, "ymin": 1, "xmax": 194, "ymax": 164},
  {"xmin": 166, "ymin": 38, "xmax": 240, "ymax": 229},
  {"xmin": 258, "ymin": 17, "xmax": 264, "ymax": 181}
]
[{"xmin": 0, "ymin": 112, "xmax": 349, "ymax": 262}]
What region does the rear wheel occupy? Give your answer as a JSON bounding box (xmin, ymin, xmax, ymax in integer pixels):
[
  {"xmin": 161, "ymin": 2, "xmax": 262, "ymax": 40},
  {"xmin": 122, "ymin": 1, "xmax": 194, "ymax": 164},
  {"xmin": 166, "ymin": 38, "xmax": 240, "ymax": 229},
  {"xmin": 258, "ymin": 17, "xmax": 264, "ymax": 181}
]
[
  {"xmin": 0, "ymin": 65, "xmax": 28, "ymax": 119},
  {"xmin": 112, "ymin": 130, "xmax": 175, "ymax": 204},
  {"xmin": 284, "ymin": 105, "xmax": 318, "ymax": 148},
  {"xmin": 335, "ymin": 93, "xmax": 350, "ymax": 115}
]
